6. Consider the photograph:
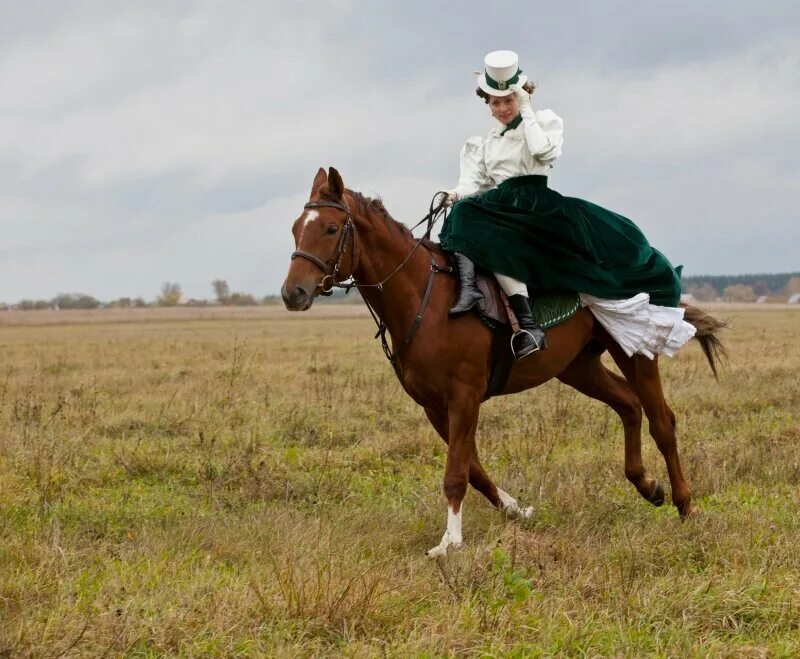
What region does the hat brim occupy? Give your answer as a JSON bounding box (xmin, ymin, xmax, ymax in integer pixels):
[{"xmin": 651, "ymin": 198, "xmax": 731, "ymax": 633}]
[{"xmin": 476, "ymin": 73, "xmax": 528, "ymax": 97}]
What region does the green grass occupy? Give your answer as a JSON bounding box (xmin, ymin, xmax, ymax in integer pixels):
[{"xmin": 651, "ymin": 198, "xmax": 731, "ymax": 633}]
[{"xmin": 1, "ymin": 309, "xmax": 799, "ymax": 656}]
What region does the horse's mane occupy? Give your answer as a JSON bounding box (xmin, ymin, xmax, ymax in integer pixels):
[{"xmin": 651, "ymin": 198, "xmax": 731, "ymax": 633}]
[{"xmin": 341, "ymin": 188, "xmax": 440, "ymax": 250}]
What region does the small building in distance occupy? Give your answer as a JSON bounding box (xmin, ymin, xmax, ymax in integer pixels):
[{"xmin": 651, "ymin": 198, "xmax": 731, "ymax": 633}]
[{"xmin": 789, "ymin": 293, "xmax": 800, "ymax": 304}]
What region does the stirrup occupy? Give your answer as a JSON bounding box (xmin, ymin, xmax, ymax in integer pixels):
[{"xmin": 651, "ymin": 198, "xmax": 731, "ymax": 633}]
[{"xmin": 510, "ymin": 329, "xmax": 545, "ymax": 360}]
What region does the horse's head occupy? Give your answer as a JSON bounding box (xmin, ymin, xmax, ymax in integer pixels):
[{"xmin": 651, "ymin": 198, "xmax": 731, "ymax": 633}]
[{"xmin": 282, "ymin": 167, "xmax": 357, "ymax": 311}]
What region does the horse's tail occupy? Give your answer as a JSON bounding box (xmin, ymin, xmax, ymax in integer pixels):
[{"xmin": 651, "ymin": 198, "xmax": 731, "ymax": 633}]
[{"xmin": 682, "ymin": 304, "xmax": 728, "ymax": 379}]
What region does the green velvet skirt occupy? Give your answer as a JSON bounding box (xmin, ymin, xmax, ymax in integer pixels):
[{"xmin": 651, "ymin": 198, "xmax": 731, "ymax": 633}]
[{"xmin": 439, "ymin": 175, "xmax": 682, "ymax": 307}]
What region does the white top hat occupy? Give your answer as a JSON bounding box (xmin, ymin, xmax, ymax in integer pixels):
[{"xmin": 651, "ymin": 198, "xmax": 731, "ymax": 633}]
[{"xmin": 476, "ymin": 50, "xmax": 528, "ymax": 97}]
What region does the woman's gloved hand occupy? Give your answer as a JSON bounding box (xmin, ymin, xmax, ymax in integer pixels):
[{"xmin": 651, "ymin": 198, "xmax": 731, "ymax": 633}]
[
  {"xmin": 443, "ymin": 189, "xmax": 460, "ymax": 207},
  {"xmin": 510, "ymin": 84, "xmax": 535, "ymax": 119}
]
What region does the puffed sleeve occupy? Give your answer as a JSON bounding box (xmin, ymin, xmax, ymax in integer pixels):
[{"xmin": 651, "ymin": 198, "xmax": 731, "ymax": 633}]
[
  {"xmin": 452, "ymin": 136, "xmax": 494, "ymax": 199},
  {"xmin": 521, "ymin": 109, "xmax": 563, "ymax": 164}
]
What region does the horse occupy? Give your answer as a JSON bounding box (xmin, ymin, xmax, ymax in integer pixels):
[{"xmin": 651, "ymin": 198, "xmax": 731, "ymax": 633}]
[{"xmin": 281, "ymin": 167, "xmax": 726, "ymax": 557}]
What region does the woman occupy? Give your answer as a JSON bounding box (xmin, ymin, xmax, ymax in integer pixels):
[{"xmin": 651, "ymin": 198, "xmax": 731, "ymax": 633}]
[{"xmin": 440, "ymin": 50, "xmax": 695, "ymax": 360}]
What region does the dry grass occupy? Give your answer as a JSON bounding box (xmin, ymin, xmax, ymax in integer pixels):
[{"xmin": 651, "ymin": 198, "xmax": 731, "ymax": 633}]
[
  {"xmin": 0, "ymin": 308, "xmax": 798, "ymax": 656},
  {"xmin": 0, "ymin": 304, "xmax": 369, "ymax": 326}
]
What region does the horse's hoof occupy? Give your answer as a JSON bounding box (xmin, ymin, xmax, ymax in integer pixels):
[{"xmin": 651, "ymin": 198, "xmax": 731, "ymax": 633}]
[
  {"xmin": 426, "ymin": 530, "xmax": 462, "ymax": 557},
  {"xmin": 647, "ymin": 481, "xmax": 665, "ymax": 507},
  {"xmin": 680, "ymin": 505, "xmax": 702, "ymax": 521},
  {"xmin": 502, "ymin": 504, "xmax": 535, "ymax": 520},
  {"xmin": 426, "ymin": 541, "xmax": 462, "ymax": 558}
]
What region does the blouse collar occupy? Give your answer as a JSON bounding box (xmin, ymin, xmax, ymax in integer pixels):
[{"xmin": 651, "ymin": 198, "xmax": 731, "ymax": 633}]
[{"xmin": 489, "ymin": 115, "xmax": 522, "ymax": 137}]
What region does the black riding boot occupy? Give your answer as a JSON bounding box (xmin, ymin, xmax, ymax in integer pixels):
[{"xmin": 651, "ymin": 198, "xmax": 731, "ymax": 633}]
[
  {"xmin": 448, "ymin": 252, "xmax": 484, "ymax": 316},
  {"xmin": 508, "ymin": 294, "xmax": 548, "ymax": 359}
]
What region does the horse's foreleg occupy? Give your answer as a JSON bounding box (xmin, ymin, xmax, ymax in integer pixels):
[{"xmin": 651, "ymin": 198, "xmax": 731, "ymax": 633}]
[
  {"xmin": 424, "ymin": 406, "xmax": 498, "ymax": 506},
  {"xmin": 424, "ymin": 407, "xmax": 533, "ymax": 519},
  {"xmin": 425, "ymin": 394, "xmax": 480, "ymax": 557}
]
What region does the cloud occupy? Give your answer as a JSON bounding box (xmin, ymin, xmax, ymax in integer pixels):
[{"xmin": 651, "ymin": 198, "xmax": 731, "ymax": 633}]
[
  {"xmin": 0, "ymin": 1, "xmax": 798, "ymax": 301},
  {"xmin": 554, "ymin": 37, "xmax": 800, "ymax": 166}
]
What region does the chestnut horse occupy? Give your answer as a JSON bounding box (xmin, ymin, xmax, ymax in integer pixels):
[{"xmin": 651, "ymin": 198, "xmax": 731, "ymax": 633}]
[{"xmin": 282, "ymin": 167, "xmax": 726, "ymax": 557}]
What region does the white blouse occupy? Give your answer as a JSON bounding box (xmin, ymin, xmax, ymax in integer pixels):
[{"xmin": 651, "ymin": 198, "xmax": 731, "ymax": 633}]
[{"xmin": 452, "ymin": 109, "xmax": 564, "ymax": 199}]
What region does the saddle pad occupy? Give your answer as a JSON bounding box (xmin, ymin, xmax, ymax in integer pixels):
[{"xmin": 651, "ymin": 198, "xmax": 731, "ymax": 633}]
[
  {"xmin": 531, "ymin": 291, "xmax": 582, "ymax": 328},
  {"xmin": 475, "ymin": 272, "xmax": 580, "ymax": 330}
]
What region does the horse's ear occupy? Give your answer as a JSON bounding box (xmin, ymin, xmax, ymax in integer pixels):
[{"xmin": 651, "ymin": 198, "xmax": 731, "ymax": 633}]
[
  {"xmin": 311, "ymin": 167, "xmax": 327, "ymax": 196},
  {"xmin": 327, "ymin": 167, "xmax": 345, "ymax": 199}
]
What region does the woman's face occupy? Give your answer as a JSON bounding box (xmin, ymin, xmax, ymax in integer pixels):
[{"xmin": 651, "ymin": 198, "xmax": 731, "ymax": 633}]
[{"xmin": 488, "ymin": 94, "xmax": 520, "ymax": 125}]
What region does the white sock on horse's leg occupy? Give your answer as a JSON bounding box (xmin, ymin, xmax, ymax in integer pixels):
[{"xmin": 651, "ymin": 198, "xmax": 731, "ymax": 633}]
[
  {"xmin": 426, "ymin": 504, "xmax": 463, "ymax": 557},
  {"xmin": 497, "ymin": 488, "xmax": 535, "ymax": 519},
  {"xmin": 495, "ymin": 273, "xmax": 528, "ymax": 297}
]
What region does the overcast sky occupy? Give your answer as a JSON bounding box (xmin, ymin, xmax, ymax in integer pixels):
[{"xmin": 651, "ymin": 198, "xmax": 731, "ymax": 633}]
[{"xmin": 1, "ymin": 1, "xmax": 798, "ymax": 301}]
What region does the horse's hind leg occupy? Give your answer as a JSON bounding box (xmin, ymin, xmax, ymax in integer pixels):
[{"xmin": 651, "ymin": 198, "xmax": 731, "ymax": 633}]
[
  {"xmin": 605, "ymin": 343, "xmax": 695, "ymax": 519},
  {"xmin": 630, "ymin": 355, "xmax": 695, "ymax": 518},
  {"xmin": 557, "ymin": 353, "xmax": 665, "ymax": 507}
]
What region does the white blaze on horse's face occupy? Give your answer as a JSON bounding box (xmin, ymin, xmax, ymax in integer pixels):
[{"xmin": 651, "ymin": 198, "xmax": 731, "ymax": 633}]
[
  {"xmin": 299, "ymin": 210, "xmax": 319, "ymax": 240},
  {"xmin": 284, "ymin": 208, "xmax": 328, "ymax": 311},
  {"xmin": 295, "ymin": 209, "xmax": 320, "ymax": 245}
]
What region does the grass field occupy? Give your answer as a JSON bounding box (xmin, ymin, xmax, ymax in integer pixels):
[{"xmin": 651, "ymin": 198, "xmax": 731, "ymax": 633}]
[{"xmin": 1, "ymin": 307, "xmax": 799, "ymax": 656}]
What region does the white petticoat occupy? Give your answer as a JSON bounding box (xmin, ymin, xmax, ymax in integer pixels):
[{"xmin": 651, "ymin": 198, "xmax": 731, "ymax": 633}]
[{"xmin": 579, "ymin": 293, "xmax": 696, "ymax": 359}]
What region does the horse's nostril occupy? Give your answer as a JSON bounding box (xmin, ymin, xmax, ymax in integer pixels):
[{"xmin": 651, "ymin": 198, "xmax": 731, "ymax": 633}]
[{"xmin": 282, "ymin": 284, "xmax": 311, "ymax": 310}]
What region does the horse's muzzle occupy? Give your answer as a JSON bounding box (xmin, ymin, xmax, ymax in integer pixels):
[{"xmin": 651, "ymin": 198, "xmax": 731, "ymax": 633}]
[{"xmin": 281, "ymin": 283, "xmax": 314, "ymax": 311}]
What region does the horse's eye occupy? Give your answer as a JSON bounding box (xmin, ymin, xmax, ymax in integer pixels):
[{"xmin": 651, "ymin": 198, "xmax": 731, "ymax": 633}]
[{"xmin": 326, "ymin": 225, "xmax": 338, "ymax": 235}]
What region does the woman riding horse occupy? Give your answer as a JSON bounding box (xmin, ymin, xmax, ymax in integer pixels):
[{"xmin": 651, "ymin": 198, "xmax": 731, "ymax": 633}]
[
  {"xmin": 440, "ymin": 50, "xmax": 694, "ymax": 361},
  {"xmin": 283, "ymin": 165, "xmax": 724, "ymax": 556}
]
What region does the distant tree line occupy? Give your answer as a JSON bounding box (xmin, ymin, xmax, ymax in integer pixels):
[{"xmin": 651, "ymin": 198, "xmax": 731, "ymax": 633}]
[
  {"xmin": 2, "ymin": 279, "xmax": 329, "ymax": 311},
  {"xmin": 210, "ymin": 279, "xmax": 259, "ymax": 306},
  {"xmin": 9, "ymin": 272, "xmax": 796, "ymax": 310},
  {"xmin": 682, "ymin": 272, "xmax": 800, "ymax": 302}
]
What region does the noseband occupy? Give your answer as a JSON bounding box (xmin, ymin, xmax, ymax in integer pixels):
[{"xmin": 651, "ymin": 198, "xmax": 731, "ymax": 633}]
[{"xmin": 291, "ymin": 200, "xmax": 356, "ymax": 295}]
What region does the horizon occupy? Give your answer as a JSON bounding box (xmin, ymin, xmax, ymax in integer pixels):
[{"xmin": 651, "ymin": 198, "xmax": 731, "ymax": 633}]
[{"xmin": 4, "ymin": 270, "xmax": 799, "ymax": 306}]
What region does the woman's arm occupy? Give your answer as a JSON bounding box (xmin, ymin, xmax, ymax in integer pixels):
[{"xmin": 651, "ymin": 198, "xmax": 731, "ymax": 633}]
[
  {"xmin": 451, "ymin": 136, "xmax": 494, "ymax": 200},
  {"xmin": 511, "ymin": 85, "xmax": 564, "ymax": 164}
]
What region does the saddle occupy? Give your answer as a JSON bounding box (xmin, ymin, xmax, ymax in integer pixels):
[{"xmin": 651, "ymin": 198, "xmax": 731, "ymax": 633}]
[
  {"xmin": 470, "ymin": 268, "xmax": 581, "ymax": 400},
  {"xmin": 474, "ymin": 270, "xmax": 580, "ymax": 332}
]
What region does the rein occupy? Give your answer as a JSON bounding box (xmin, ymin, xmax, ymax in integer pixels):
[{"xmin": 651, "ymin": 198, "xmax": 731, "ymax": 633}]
[{"xmin": 290, "ymin": 193, "xmax": 452, "ymax": 365}]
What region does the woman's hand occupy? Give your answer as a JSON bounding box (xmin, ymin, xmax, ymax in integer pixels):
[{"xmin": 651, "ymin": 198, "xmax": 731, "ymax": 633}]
[
  {"xmin": 443, "ymin": 189, "xmax": 460, "ymax": 207},
  {"xmin": 510, "ymin": 84, "xmax": 535, "ymax": 118}
]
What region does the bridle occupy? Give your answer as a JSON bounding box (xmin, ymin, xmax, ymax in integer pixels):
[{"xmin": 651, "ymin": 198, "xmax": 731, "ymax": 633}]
[
  {"xmin": 291, "ymin": 199, "xmax": 357, "ymax": 296},
  {"xmin": 289, "ymin": 193, "xmax": 452, "ymax": 365}
]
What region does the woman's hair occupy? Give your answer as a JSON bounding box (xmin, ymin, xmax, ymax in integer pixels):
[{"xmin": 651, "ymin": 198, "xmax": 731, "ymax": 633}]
[{"xmin": 476, "ymin": 80, "xmax": 536, "ymax": 104}]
